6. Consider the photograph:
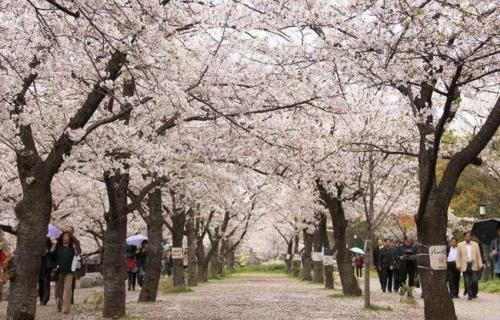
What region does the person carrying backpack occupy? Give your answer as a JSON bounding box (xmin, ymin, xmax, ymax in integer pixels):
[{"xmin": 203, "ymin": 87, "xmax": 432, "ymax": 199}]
[{"xmin": 126, "ymin": 245, "xmax": 138, "ymax": 290}]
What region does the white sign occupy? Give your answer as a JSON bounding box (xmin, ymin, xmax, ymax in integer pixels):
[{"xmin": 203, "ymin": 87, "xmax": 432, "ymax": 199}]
[
  {"xmin": 312, "ymin": 252, "xmax": 322, "ymax": 262},
  {"xmin": 429, "ymin": 245, "xmax": 447, "ymax": 270},
  {"xmin": 171, "ymin": 247, "xmax": 183, "ymax": 259},
  {"xmin": 286, "ymin": 254, "xmax": 290, "ymax": 260},
  {"xmin": 323, "ymin": 255, "xmax": 334, "ymax": 266},
  {"xmin": 293, "ymin": 254, "xmax": 301, "ymax": 261}
]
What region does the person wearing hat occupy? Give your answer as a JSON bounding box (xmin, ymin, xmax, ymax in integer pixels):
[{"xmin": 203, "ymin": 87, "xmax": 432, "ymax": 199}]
[{"xmin": 489, "ymin": 224, "xmax": 500, "ymax": 280}]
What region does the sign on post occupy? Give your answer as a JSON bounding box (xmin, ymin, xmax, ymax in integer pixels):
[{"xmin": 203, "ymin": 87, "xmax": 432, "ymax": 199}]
[
  {"xmin": 293, "ymin": 254, "xmax": 301, "ymax": 261},
  {"xmin": 312, "ymin": 252, "xmax": 322, "ymax": 262},
  {"xmin": 171, "ymin": 247, "xmax": 183, "ymax": 259},
  {"xmin": 429, "ymin": 245, "xmax": 447, "ymax": 270},
  {"xmin": 323, "ymin": 255, "xmax": 334, "ymax": 266}
]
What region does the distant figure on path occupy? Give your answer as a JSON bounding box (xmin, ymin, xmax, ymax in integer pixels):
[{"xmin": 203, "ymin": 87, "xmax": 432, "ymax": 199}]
[
  {"xmin": 372, "ymin": 239, "xmax": 383, "ymax": 288},
  {"xmin": 51, "ymin": 232, "xmax": 76, "ymax": 314},
  {"xmin": 378, "ymin": 239, "xmax": 395, "ymax": 293},
  {"xmin": 38, "ymin": 238, "xmax": 55, "ymax": 305},
  {"xmin": 489, "ymin": 224, "xmax": 500, "ymax": 280},
  {"xmin": 456, "ymin": 231, "xmax": 483, "ymax": 300},
  {"xmin": 126, "ymin": 245, "xmax": 138, "ymax": 290},
  {"xmin": 354, "ymin": 255, "xmax": 363, "ymax": 278},
  {"xmin": 63, "ymin": 225, "xmax": 81, "ymax": 305},
  {"xmin": 397, "ymin": 237, "xmax": 417, "ymax": 289},
  {"xmin": 137, "ymin": 240, "xmax": 148, "ymax": 287},
  {"xmin": 446, "ymin": 238, "xmax": 460, "ymax": 298}
]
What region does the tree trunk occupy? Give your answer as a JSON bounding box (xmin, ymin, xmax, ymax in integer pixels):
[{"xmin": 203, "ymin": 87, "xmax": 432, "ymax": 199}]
[
  {"xmin": 210, "ymin": 243, "xmax": 220, "ymax": 277},
  {"xmin": 102, "ymin": 172, "xmax": 129, "ymax": 318},
  {"xmin": 7, "ymin": 183, "xmax": 52, "ymax": 320},
  {"xmin": 185, "ymin": 211, "xmax": 197, "ymax": 287},
  {"xmin": 316, "ymin": 180, "xmax": 361, "ymax": 296},
  {"xmin": 139, "ymin": 189, "xmax": 163, "ymax": 302},
  {"xmin": 417, "ymin": 195, "xmax": 457, "ymax": 320},
  {"xmin": 312, "ymin": 226, "xmax": 324, "ymax": 283},
  {"xmin": 171, "ymin": 212, "xmax": 186, "ymax": 287},
  {"xmin": 285, "ymin": 239, "xmax": 293, "ymax": 273},
  {"xmin": 331, "ymin": 198, "xmax": 361, "ymax": 296},
  {"xmin": 324, "ymin": 247, "xmax": 335, "ymax": 289},
  {"xmin": 196, "ymin": 239, "xmax": 209, "ymax": 282},
  {"xmin": 302, "ymin": 228, "xmax": 313, "ymax": 281},
  {"xmin": 292, "ymin": 231, "xmax": 300, "ymax": 277},
  {"xmin": 226, "ymin": 249, "xmax": 236, "ymax": 271}
]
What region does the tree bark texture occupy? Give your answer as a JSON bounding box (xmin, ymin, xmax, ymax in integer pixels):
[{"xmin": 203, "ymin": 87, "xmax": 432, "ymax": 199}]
[
  {"xmin": 312, "ymin": 222, "xmax": 324, "ymax": 283},
  {"xmin": 139, "ymin": 189, "xmax": 163, "ymax": 302},
  {"xmin": 292, "ymin": 231, "xmax": 300, "ymax": 277},
  {"xmin": 185, "ymin": 210, "xmax": 198, "ymax": 286},
  {"xmin": 171, "ymin": 210, "xmax": 186, "ymax": 287},
  {"xmin": 302, "ymin": 228, "xmax": 313, "ymax": 281}
]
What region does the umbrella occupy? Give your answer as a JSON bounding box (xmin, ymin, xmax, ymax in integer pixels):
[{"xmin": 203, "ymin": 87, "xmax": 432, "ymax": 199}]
[
  {"xmin": 472, "ymin": 218, "xmax": 500, "ymax": 246},
  {"xmin": 350, "ymin": 247, "xmax": 364, "ymax": 255},
  {"xmin": 127, "ymin": 234, "xmax": 147, "ymax": 247},
  {"xmin": 47, "ymin": 224, "xmax": 62, "ymax": 238}
]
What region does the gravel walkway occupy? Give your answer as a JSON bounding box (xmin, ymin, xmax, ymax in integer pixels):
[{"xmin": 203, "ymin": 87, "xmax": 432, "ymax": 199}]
[{"xmin": 0, "ymin": 273, "xmax": 498, "ymax": 319}]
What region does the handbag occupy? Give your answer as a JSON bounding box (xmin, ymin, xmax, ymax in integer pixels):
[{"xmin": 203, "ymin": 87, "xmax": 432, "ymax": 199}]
[
  {"xmin": 71, "ymin": 255, "xmax": 81, "ymax": 272},
  {"xmin": 50, "ymin": 268, "xmax": 59, "ymax": 281}
]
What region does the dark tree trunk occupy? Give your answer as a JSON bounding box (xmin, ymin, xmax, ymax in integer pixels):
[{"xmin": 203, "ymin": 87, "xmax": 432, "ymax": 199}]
[
  {"xmin": 196, "ymin": 239, "xmax": 209, "ymax": 282},
  {"xmin": 226, "ymin": 248, "xmax": 236, "ymax": 271},
  {"xmin": 324, "ymin": 247, "xmax": 335, "ymax": 289},
  {"xmin": 312, "ymin": 224, "xmax": 324, "ymax": 283},
  {"xmin": 210, "ymin": 242, "xmax": 220, "ymax": 277},
  {"xmin": 319, "ymin": 212, "xmax": 333, "ymax": 289},
  {"xmin": 292, "ymin": 231, "xmax": 300, "ymax": 277},
  {"xmin": 185, "ymin": 210, "xmax": 197, "ymax": 286},
  {"xmin": 317, "ymin": 180, "xmax": 361, "ymax": 296},
  {"xmin": 7, "ymin": 182, "xmax": 52, "ymax": 320},
  {"xmin": 302, "ymin": 228, "xmax": 313, "ymax": 281},
  {"xmin": 139, "ymin": 189, "xmax": 163, "ymax": 302},
  {"xmin": 416, "ymin": 188, "xmax": 457, "ymax": 319},
  {"xmin": 285, "ymin": 238, "xmax": 293, "ymax": 273},
  {"xmin": 102, "ymin": 172, "xmax": 129, "ymax": 318},
  {"xmin": 171, "ymin": 211, "xmax": 186, "ymax": 287}
]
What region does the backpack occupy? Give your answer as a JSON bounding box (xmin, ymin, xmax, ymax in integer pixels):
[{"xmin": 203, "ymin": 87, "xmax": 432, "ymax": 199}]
[{"xmin": 126, "ymin": 258, "xmax": 137, "ymax": 272}]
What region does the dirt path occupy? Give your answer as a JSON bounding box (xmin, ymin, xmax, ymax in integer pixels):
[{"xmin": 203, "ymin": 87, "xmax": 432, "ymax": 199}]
[{"xmin": 1, "ymin": 273, "xmax": 498, "ymax": 319}]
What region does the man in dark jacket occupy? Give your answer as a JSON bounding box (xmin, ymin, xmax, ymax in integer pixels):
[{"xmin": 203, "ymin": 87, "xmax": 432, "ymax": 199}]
[
  {"xmin": 397, "ymin": 237, "xmax": 417, "ymax": 289},
  {"xmin": 372, "ymin": 239, "xmax": 383, "ymax": 289},
  {"xmin": 51, "ymin": 232, "xmax": 76, "ymax": 314},
  {"xmin": 378, "ymin": 239, "xmax": 395, "ymax": 292},
  {"xmin": 38, "ymin": 238, "xmax": 55, "ymax": 305}
]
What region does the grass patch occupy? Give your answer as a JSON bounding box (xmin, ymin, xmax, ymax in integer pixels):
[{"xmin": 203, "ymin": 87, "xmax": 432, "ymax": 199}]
[
  {"xmin": 246, "ymin": 260, "xmax": 287, "ymax": 273},
  {"xmin": 365, "ymin": 304, "xmax": 393, "ymax": 312},
  {"xmin": 163, "ymin": 286, "xmax": 193, "ymax": 294},
  {"xmin": 479, "ymin": 279, "xmax": 500, "ymax": 294},
  {"xmin": 328, "ymin": 293, "xmax": 348, "ymax": 299}
]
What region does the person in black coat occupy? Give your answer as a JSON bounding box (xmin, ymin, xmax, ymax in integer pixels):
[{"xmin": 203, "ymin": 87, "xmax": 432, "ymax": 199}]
[
  {"xmin": 373, "ymin": 239, "xmax": 383, "ymax": 288},
  {"xmin": 38, "ymin": 238, "xmax": 55, "ymax": 305},
  {"xmin": 397, "ymin": 237, "xmax": 418, "ymax": 289},
  {"xmin": 378, "ymin": 239, "xmax": 395, "ymax": 292}
]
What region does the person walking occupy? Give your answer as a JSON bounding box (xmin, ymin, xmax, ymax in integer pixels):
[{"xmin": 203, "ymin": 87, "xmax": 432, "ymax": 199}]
[
  {"xmin": 447, "ymin": 238, "xmax": 460, "ymax": 298},
  {"xmin": 392, "ymin": 240, "xmax": 403, "ymax": 293},
  {"xmin": 63, "ymin": 225, "xmax": 81, "ymax": 305},
  {"xmin": 456, "ymin": 231, "xmax": 483, "ymax": 300},
  {"xmin": 397, "ymin": 237, "xmax": 417, "ymax": 289},
  {"xmin": 489, "ymin": 224, "xmax": 500, "ymax": 280},
  {"xmin": 38, "ymin": 238, "xmax": 55, "ymax": 305},
  {"xmin": 137, "ymin": 240, "xmax": 148, "ymax": 287},
  {"xmin": 373, "ymin": 239, "xmax": 383, "ymax": 288},
  {"xmin": 51, "ymin": 232, "xmax": 76, "ymax": 314},
  {"xmin": 355, "ymin": 255, "xmax": 363, "ymax": 278},
  {"xmin": 126, "ymin": 245, "xmax": 138, "ymax": 291},
  {"xmin": 378, "ymin": 239, "xmax": 395, "ymax": 293}
]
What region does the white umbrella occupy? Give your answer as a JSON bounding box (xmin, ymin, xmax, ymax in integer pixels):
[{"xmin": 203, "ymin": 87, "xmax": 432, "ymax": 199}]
[{"xmin": 126, "ymin": 234, "xmax": 147, "ymax": 247}]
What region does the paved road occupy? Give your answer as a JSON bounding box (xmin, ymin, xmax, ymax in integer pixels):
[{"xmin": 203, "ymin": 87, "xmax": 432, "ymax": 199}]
[{"xmin": 1, "ymin": 273, "xmax": 498, "ymax": 319}]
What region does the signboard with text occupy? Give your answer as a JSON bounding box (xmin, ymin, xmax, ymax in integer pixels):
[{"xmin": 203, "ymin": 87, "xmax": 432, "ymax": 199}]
[
  {"xmin": 172, "ymin": 247, "xmax": 183, "ymax": 259},
  {"xmin": 429, "ymin": 245, "xmax": 447, "ymax": 270},
  {"xmin": 312, "ymin": 252, "xmax": 322, "ymax": 262}
]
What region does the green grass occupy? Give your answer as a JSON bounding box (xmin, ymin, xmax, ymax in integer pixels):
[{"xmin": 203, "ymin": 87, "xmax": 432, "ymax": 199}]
[
  {"xmin": 479, "ymin": 279, "xmax": 500, "ymax": 294},
  {"xmin": 163, "ymin": 286, "xmax": 193, "ymax": 294},
  {"xmin": 245, "ymin": 260, "xmax": 287, "ymax": 273},
  {"xmin": 365, "ymin": 304, "xmax": 393, "ymax": 312},
  {"xmin": 329, "ymin": 293, "xmax": 349, "ymax": 299}
]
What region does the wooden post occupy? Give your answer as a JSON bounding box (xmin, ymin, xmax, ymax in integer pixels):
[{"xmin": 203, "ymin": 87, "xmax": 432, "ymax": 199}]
[{"xmin": 364, "ymin": 240, "xmax": 371, "ymax": 309}]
